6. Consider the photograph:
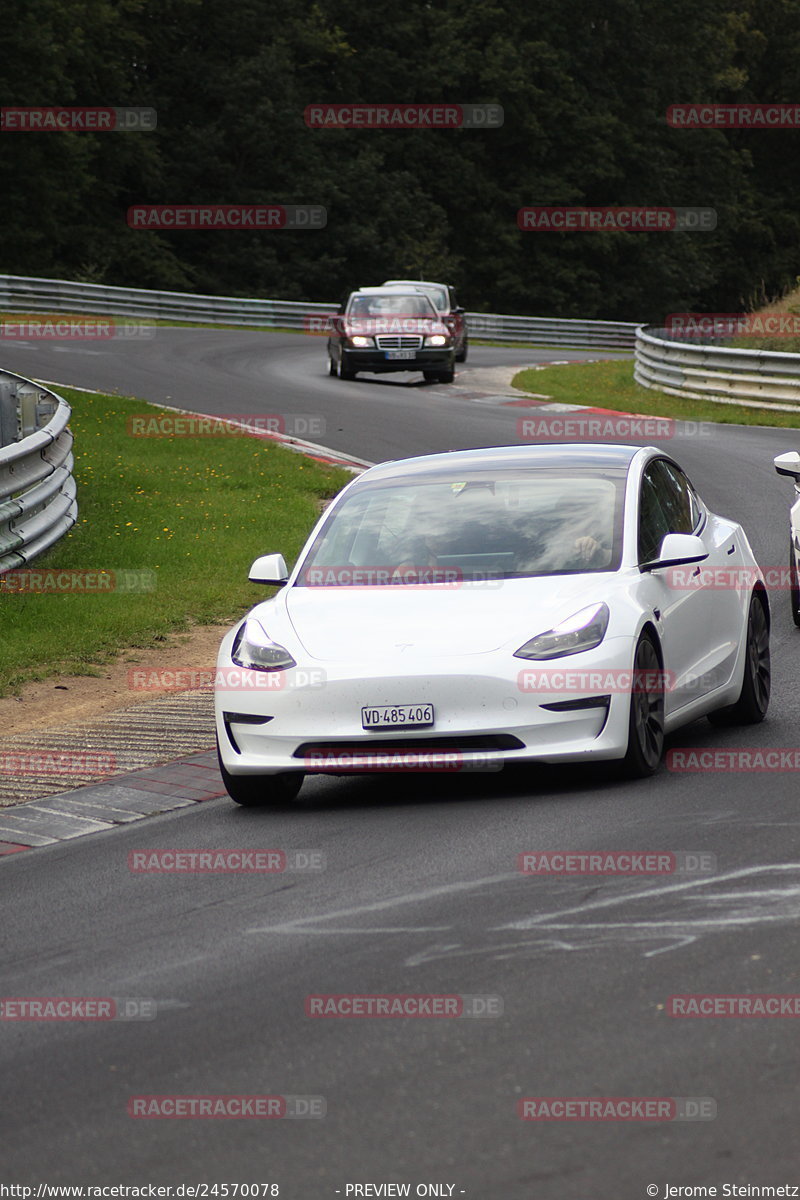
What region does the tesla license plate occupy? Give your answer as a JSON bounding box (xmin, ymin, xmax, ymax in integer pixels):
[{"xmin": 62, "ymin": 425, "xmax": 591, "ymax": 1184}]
[
  {"xmin": 385, "ymin": 350, "xmax": 416, "ymax": 360},
  {"xmin": 362, "ymin": 703, "xmax": 434, "ymax": 730}
]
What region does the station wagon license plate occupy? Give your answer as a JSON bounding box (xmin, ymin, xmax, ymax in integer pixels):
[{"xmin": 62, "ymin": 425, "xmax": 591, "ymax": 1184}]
[
  {"xmin": 385, "ymin": 350, "xmax": 416, "ymax": 360},
  {"xmin": 362, "ymin": 703, "xmax": 434, "ymax": 730}
]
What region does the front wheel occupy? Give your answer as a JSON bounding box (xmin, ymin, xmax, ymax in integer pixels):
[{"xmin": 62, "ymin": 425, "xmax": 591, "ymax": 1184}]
[
  {"xmin": 328, "ymin": 356, "xmax": 337, "ymax": 376},
  {"xmin": 455, "ymin": 340, "xmax": 468, "ymax": 363},
  {"xmin": 424, "ymin": 367, "xmax": 454, "ymax": 384},
  {"xmin": 708, "ymin": 592, "xmax": 770, "ymax": 725},
  {"xmin": 217, "ymin": 741, "xmax": 304, "ymax": 807},
  {"xmin": 338, "ymin": 358, "xmax": 356, "ymax": 381},
  {"xmin": 620, "ymin": 633, "xmax": 665, "ymax": 777}
]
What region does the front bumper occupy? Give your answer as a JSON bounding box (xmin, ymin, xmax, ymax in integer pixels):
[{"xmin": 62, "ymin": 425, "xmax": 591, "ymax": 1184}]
[
  {"xmin": 215, "ymin": 637, "xmax": 637, "ymax": 776},
  {"xmin": 342, "ymin": 347, "xmax": 454, "ymax": 374}
]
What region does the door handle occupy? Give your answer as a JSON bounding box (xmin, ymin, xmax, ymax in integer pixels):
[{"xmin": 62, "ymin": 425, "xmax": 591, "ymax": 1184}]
[{"xmin": 727, "ymin": 543, "xmax": 735, "ymax": 555}]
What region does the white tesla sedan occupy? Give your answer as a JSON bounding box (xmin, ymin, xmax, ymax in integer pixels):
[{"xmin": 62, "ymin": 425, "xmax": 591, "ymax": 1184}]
[
  {"xmin": 774, "ymin": 450, "xmax": 800, "ymax": 626},
  {"xmin": 215, "ymin": 444, "xmax": 770, "ymax": 805}
]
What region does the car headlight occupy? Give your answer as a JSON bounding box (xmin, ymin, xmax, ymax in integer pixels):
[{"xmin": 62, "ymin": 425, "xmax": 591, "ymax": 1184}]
[
  {"xmin": 231, "ymin": 618, "xmax": 296, "ymax": 671},
  {"xmin": 514, "ymin": 603, "xmax": 610, "ymax": 661},
  {"xmin": 425, "ymin": 334, "xmax": 447, "ymax": 346},
  {"xmin": 350, "ymin": 335, "xmax": 373, "ymax": 347}
]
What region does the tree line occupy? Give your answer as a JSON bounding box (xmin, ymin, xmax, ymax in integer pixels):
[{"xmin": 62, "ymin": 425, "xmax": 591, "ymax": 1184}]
[{"xmin": 1, "ymin": 0, "xmax": 799, "ymax": 321}]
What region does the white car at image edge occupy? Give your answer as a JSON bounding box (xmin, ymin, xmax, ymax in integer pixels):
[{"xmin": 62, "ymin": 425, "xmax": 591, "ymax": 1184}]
[
  {"xmin": 774, "ymin": 449, "xmax": 800, "ymax": 626},
  {"xmin": 215, "ymin": 443, "xmax": 770, "ymax": 805}
]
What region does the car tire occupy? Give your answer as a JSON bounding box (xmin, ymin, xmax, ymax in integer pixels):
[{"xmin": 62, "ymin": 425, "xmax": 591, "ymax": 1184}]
[
  {"xmin": 423, "ymin": 367, "xmax": 455, "ymax": 384},
  {"xmin": 455, "ymin": 340, "xmax": 468, "ymax": 363},
  {"xmin": 328, "ymin": 356, "xmax": 337, "ymax": 376},
  {"xmin": 790, "ymin": 538, "xmax": 800, "ymax": 628},
  {"xmin": 707, "ymin": 591, "xmax": 770, "ymax": 726},
  {"xmin": 338, "ymin": 359, "xmax": 356, "ymax": 381},
  {"xmin": 217, "ymin": 740, "xmax": 304, "ymax": 807},
  {"xmin": 620, "ymin": 632, "xmax": 665, "ymax": 777}
]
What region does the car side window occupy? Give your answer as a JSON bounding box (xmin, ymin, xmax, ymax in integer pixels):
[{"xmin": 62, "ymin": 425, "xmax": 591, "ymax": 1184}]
[
  {"xmin": 651, "ymin": 460, "xmax": 697, "ymax": 534},
  {"xmin": 638, "ymin": 469, "xmax": 672, "ymax": 563},
  {"xmin": 661, "ymin": 461, "xmax": 703, "ymax": 530}
]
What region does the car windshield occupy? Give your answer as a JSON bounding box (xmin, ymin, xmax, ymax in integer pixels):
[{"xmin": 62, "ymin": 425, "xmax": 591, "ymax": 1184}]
[
  {"xmin": 384, "ymin": 282, "xmax": 449, "ymax": 310},
  {"xmin": 417, "ymin": 286, "xmax": 448, "ymax": 310},
  {"xmin": 348, "ymin": 294, "xmax": 438, "ymax": 318},
  {"xmin": 296, "ymin": 469, "xmax": 626, "ymax": 584}
]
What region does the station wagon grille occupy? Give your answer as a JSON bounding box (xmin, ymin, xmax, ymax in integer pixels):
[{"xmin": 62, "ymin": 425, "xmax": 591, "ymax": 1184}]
[{"xmin": 375, "ymin": 335, "xmax": 423, "ymax": 350}]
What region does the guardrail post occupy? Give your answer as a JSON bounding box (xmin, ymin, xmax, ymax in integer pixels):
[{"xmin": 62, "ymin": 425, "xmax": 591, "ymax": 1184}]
[
  {"xmin": 17, "ymin": 385, "xmax": 49, "ymax": 438},
  {"xmin": 0, "ymin": 378, "xmax": 18, "ymax": 449}
]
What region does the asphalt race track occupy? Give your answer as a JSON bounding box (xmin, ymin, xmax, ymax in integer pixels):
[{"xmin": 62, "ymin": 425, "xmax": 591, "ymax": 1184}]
[{"xmin": 3, "ymin": 331, "xmax": 800, "ymax": 1196}]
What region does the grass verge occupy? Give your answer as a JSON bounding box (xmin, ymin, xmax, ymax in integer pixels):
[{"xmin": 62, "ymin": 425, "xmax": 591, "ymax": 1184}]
[
  {"xmin": 0, "ymin": 386, "xmax": 351, "ymax": 696},
  {"xmin": 512, "ymin": 358, "xmax": 800, "ymax": 428}
]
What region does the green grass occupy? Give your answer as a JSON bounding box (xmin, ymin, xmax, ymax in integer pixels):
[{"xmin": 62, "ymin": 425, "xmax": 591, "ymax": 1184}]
[
  {"xmin": 0, "ymin": 387, "xmax": 351, "ymax": 696},
  {"xmin": 512, "ymin": 358, "xmax": 800, "ymax": 428}
]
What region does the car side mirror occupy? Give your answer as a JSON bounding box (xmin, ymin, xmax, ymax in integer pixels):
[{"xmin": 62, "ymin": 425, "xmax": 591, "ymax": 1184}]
[
  {"xmin": 642, "ymin": 533, "xmax": 708, "ymax": 571},
  {"xmin": 774, "ymin": 451, "xmax": 800, "ymax": 481},
  {"xmin": 249, "ymin": 553, "xmax": 289, "ymax": 586}
]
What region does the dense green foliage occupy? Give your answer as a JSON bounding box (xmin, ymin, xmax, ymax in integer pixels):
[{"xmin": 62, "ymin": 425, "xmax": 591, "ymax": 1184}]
[{"xmin": 2, "ymin": 0, "xmax": 799, "ymax": 320}]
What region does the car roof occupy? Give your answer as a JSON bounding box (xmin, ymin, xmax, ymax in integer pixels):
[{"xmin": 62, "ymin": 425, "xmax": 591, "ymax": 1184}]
[
  {"xmin": 351, "ymin": 287, "xmax": 432, "ymax": 298},
  {"xmin": 356, "ymin": 443, "xmax": 646, "ymax": 485},
  {"xmin": 382, "ymin": 280, "xmax": 450, "ymax": 290}
]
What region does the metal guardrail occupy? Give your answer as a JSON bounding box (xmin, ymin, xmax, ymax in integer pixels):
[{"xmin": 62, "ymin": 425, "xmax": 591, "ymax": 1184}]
[
  {"xmin": 0, "ymin": 369, "xmax": 77, "ymax": 574},
  {"xmin": 635, "ymin": 325, "xmax": 800, "ymax": 407},
  {"xmin": 0, "ymin": 273, "xmax": 334, "ymax": 329},
  {"xmin": 461, "ymin": 312, "xmax": 637, "ymax": 348},
  {"xmin": 0, "ymin": 274, "xmax": 639, "ymax": 349}
]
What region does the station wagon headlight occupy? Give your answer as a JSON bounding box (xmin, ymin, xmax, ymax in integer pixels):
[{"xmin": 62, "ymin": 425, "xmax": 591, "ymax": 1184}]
[
  {"xmin": 350, "ymin": 335, "xmax": 373, "ymax": 347},
  {"xmin": 231, "ymin": 618, "xmax": 296, "ymax": 671},
  {"xmin": 514, "ymin": 603, "xmax": 610, "ymax": 661},
  {"xmin": 425, "ymin": 334, "xmax": 447, "ymax": 346}
]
